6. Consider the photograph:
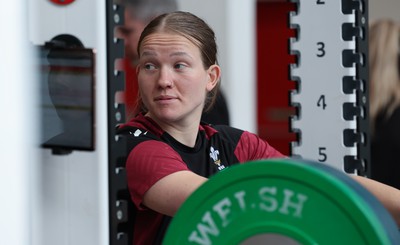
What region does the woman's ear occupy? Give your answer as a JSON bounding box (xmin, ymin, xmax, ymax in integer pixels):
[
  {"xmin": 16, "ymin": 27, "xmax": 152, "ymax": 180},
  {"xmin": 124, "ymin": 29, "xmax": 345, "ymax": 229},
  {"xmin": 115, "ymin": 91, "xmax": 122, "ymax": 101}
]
[
  {"xmin": 206, "ymin": 64, "xmax": 221, "ymax": 91},
  {"xmin": 136, "ymin": 65, "xmax": 140, "ymax": 76}
]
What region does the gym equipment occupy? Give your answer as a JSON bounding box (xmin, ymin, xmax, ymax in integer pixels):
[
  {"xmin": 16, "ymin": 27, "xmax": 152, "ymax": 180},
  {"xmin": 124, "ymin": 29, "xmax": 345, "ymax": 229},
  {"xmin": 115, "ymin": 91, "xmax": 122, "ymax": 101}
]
[
  {"xmin": 106, "ymin": 1, "xmax": 131, "ymax": 244},
  {"xmin": 289, "ymin": 0, "xmax": 369, "ymax": 175},
  {"xmin": 107, "ymin": 1, "xmax": 375, "ymax": 244},
  {"xmin": 164, "ymin": 159, "xmax": 400, "ymax": 244}
]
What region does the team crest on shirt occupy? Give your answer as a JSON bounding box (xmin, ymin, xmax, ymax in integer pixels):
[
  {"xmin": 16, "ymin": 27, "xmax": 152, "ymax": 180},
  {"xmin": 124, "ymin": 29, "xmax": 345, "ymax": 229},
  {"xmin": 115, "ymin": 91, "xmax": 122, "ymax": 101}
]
[{"xmin": 209, "ymin": 146, "xmax": 226, "ymax": 171}]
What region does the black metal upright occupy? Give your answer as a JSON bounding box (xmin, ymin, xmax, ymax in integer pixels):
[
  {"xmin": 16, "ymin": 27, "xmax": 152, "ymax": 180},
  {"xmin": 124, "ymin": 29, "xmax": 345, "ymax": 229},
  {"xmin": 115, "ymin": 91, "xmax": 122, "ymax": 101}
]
[
  {"xmin": 289, "ymin": 0, "xmax": 370, "ymax": 175},
  {"xmin": 106, "ymin": 1, "xmax": 133, "ymax": 245},
  {"xmin": 341, "ymin": 0, "xmax": 370, "ymax": 176}
]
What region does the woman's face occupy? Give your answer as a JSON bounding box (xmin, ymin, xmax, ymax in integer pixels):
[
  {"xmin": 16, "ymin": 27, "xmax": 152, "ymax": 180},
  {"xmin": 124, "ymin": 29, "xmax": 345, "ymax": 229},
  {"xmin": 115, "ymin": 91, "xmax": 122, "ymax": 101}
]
[{"xmin": 137, "ymin": 32, "xmax": 220, "ymax": 125}]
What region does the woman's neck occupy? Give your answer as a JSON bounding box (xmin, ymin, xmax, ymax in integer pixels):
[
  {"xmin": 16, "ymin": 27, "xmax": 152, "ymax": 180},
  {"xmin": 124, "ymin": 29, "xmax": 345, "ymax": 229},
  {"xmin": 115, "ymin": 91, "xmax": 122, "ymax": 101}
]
[
  {"xmin": 146, "ymin": 113, "xmax": 201, "ymax": 147},
  {"xmin": 166, "ymin": 126, "xmax": 199, "ymax": 147}
]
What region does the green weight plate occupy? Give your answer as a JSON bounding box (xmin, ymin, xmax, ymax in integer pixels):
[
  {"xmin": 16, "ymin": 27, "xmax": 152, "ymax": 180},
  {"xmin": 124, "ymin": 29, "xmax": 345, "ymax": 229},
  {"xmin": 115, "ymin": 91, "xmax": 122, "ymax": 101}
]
[{"xmin": 163, "ymin": 159, "xmax": 400, "ymax": 245}]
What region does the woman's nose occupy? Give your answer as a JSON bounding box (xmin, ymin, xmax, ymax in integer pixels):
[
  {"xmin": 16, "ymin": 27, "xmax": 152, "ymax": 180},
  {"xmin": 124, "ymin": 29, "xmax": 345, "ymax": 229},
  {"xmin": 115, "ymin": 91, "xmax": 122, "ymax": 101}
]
[{"xmin": 157, "ymin": 67, "xmax": 173, "ymax": 88}]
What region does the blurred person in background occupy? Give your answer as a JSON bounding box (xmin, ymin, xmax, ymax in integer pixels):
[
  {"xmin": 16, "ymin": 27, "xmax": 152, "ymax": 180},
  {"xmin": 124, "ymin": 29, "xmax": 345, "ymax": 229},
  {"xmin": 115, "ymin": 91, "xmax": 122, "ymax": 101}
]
[
  {"xmin": 369, "ymin": 19, "xmax": 400, "ymax": 189},
  {"xmin": 116, "ymin": 0, "xmax": 178, "ymax": 120}
]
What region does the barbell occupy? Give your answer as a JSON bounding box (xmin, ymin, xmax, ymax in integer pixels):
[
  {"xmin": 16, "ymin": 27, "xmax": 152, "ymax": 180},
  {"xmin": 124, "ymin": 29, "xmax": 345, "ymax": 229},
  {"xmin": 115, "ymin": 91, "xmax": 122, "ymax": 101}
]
[{"xmin": 164, "ymin": 159, "xmax": 400, "ymax": 244}]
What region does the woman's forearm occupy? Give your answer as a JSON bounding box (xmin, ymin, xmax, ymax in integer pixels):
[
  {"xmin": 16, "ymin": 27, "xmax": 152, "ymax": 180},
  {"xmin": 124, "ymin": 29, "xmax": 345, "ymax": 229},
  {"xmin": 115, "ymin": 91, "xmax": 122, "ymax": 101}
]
[{"xmin": 352, "ymin": 175, "xmax": 400, "ymax": 226}]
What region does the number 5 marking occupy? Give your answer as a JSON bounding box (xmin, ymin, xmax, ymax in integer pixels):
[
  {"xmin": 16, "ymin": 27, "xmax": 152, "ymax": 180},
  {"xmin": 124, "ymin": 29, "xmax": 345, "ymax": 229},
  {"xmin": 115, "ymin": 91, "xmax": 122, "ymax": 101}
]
[{"xmin": 318, "ymin": 147, "xmax": 327, "ymax": 162}]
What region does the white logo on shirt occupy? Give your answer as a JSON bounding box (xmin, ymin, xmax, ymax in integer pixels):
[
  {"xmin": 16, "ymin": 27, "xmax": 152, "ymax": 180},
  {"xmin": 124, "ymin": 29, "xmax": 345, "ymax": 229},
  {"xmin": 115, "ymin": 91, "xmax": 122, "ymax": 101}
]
[
  {"xmin": 210, "ymin": 146, "xmax": 226, "ymax": 171},
  {"xmin": 133, "ymin": 129, "xmax": 142, "ymax": 137}
]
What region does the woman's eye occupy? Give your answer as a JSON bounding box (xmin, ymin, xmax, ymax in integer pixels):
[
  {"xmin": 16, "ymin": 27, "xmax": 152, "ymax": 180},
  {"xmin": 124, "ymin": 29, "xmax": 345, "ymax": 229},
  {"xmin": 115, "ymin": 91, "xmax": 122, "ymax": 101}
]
[
  {"xmin": 144, "ymin": 64, "xmax": 156, "ymax": 70},
  {"xmin": 174, "ymin": 63, "xmax": 186, "ymax": 70}
]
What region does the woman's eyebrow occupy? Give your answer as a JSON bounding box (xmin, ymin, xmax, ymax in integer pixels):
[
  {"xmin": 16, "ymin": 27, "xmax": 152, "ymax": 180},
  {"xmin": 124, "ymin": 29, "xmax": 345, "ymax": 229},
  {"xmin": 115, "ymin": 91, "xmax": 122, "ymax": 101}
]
[
  {"xmin": 170, "ymin": 51, "xmax": 193, "ymax": 60},
  {"xmin": 140, "ymin": 50, "xmax": 193, "ymax": 60},
  {"xmin": 140, "ymin": 50, "xmax": 157, "ymax": 57}
]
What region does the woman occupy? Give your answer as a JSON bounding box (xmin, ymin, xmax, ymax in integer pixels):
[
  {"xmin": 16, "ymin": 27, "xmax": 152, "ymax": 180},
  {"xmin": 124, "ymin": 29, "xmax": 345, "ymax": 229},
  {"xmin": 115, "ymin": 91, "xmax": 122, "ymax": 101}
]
[
  {"xmin": 369, "ymin": 19, "xmax": 400, "ymax": 189},
  {"xmin": 118, "ymin": 11, "xmax": 400, "ymax": 244}
]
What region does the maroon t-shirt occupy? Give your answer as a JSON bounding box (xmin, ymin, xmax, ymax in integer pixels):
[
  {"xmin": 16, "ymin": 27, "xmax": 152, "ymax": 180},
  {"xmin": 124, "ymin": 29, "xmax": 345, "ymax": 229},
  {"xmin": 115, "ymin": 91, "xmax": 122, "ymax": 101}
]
[{"xmin": 118, "ymin": 114, "xmax": 285, "ymax": 244}]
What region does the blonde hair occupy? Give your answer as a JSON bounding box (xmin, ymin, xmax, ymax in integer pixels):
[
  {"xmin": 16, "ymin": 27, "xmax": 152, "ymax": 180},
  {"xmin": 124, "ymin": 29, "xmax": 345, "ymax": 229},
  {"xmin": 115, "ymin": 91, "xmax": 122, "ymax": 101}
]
[{"xmin": 369, "ymin": 19, "xmax": 400, "ymax": 134}]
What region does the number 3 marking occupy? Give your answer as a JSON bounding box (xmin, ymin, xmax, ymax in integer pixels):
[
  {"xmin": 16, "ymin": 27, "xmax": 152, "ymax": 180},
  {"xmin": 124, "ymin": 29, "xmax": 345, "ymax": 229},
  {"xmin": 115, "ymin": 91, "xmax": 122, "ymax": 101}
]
[{"xmin": 317, "ymin": 42, "xmax": 326, "ymax": 57}]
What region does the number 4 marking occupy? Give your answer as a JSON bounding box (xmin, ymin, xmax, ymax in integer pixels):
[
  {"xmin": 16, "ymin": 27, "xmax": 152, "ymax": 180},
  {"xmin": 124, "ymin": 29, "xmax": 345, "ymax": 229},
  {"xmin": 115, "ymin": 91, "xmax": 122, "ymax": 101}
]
[{"xmin": 317, "ymin": 95, "xmax": 327, "ymax": 110}]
